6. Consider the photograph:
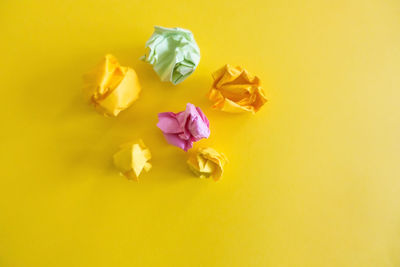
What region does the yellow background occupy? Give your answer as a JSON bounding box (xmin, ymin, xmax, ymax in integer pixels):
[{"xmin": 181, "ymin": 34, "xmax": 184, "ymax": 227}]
[{"xmin": 0, "ymin": 0, "xmax": 399, "ymax": 266}]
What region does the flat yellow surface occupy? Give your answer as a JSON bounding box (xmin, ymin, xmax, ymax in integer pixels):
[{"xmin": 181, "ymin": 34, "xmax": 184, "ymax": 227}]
[{"xmin": 1, "ymin": 0, "xmax": 399, "ymax": 266}]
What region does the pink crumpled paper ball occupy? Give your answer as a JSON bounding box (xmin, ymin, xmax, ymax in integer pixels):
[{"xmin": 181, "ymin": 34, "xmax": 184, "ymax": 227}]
[{"xmin": 157, "ymin": 103, "xmax": 210, "ymax": 151}]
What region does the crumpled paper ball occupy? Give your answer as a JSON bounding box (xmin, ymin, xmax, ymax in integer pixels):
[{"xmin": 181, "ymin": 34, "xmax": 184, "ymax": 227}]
[
  {"xmin": 113, "ymin": 140, "xmax": 152, "ymax": 181},
  {"xmin": 157, "ymin": 103, "xmax": 210, "ymax": 151},
  {"xmin": 141, "ymin": 26, "xmax": 200, "ymax": 85},
  {"xmin": 207, "ymin": 64, "xmax": 267, "ymax": 113},
  {"xmin": 83, "ymin": 54, "xmax": 141, "ymax": 116},
  {"xmin": 187, "ymin": 147, "xmax": 228, "ymax": 181}
]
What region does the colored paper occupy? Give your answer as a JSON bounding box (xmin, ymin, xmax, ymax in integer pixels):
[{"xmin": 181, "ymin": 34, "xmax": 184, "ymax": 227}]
[
  {"xmin": 187, "ymin": 147, "xmax": 228, "ymax": 181},
  {"xmin": 141, "ymin": 26, "xmax": 200, "ymax": 85},
  {"xmin": 113, "ymin": 140, "xmax": 152, "ymax": 181},
  {"xmin": 157, "ymin": 103, "xmax": 210, "ymax": 151},
  {"xmin": 207, "ymin": 64, "xmax": 267, "ymax": 113},
  {"xmin": 84, "ymin": 54, "xmax": 141, "ymax": 116}
]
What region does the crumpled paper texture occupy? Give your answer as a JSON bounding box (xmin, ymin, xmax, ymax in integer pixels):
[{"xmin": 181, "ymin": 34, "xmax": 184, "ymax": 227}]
[
  {"xmin": 157, "ymin": 103, "xmax": 210, "ymax": 151},
  {"xmin": 84, "ymin": 54, "xmax": 141, "ymax": 116},
  {"xmin": 141, "ymin": 26, "xmax": 200, "ymax": 85},
  {"xmin": 187, "ymin": 147, "xmax": 228, "ymax": 181},
  {"xmin": 207, "ymin": 64, "xmax": 267, "ymax": 113},
  {"xmin": 113, "ymin": 140, "xmax": 152, "ymax": 181}
]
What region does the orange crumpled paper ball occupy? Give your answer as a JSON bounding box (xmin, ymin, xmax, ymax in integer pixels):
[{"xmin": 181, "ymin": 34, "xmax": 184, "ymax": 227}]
[{"xmin": 207, "ymin": 64, "xmax": 267, "ymax": 113}]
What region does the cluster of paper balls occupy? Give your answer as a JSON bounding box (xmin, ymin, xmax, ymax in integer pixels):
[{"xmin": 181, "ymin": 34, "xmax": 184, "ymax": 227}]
[{"xmin": 83, "ymin": 26, "xmax": 267, "ymax": 182}]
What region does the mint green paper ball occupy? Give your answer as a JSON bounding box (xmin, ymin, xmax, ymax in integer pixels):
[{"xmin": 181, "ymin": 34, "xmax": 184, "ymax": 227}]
[{"xmin": 141, "ymin": 26, "xmax": 200, "ymax": 85}]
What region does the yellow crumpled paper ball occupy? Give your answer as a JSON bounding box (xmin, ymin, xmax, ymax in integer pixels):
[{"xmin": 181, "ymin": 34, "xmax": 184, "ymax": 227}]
[
  {"xmin": 187, "ymin": 147, "xmax": 228, "ymax": 181},
  {"xmin": 84, "ymin": 54, "xmax": 141, "ymax": 116},
  {"xmin": 113, "ymin": 140, "xmax": 152, "ymax": 181},
  {"xmin": 207, "ymin": 64, "xmax": 267, "ymax": 113}
]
